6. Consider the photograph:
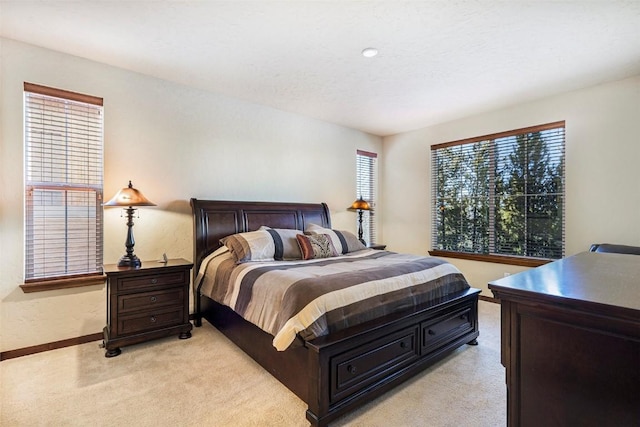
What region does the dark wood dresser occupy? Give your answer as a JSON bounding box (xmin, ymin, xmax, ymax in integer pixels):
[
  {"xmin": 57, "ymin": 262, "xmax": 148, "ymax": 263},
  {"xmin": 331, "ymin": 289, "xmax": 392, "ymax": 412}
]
[
  {"xmin": 488, "ymin": 252, "xmax": 640, "ymax": 426},
  {"xmin": 102, "ymin": 258, "xmax": 193, "ymax": 357}
]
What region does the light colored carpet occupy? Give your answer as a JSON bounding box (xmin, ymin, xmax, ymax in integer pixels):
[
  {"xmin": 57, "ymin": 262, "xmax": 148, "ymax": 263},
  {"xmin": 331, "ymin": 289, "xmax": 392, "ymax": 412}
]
[{"xmin": 1, "ymin": 301, "xmax": 505, "ymax": 426}]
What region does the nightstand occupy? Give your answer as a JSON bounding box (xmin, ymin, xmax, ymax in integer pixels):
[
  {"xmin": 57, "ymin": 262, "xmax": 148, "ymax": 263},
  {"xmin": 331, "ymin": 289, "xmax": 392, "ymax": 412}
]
[
  {"xmin": 368, "ymin": 243, "xmax": 386, "ymax": 250},
  {"xmin": 102, "ymin": 258, "xmax": 193, "ymax": 357}
]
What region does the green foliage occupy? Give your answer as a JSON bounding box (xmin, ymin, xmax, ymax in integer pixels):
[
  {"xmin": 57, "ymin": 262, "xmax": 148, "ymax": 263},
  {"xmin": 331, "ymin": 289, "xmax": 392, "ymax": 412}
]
[{"xmin": 434, "ymin": 130, "xmax": 564, "ymax": 259}]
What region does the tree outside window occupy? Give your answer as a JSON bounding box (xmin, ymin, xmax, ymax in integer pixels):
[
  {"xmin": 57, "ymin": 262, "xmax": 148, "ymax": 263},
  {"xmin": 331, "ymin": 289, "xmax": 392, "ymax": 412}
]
[{"xmin": 432, "ymin": 122, "xmax": 565, "ymax": 262}]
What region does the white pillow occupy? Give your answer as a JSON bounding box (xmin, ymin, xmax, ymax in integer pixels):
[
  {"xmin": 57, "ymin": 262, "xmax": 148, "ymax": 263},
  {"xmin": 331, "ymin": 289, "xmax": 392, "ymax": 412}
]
[
  {"xmin": 220, "ymin": 230, "xmax": 275, "ymax": 263},
  {"xmin": 259, "ymin": 226, "xmax": 304, "ymax": 260}
]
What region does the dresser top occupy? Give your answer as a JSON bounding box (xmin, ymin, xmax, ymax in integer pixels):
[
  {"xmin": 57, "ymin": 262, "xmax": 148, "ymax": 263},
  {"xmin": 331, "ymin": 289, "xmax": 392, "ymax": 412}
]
[{"xmin": 489, "ymin": 252, "xmax": 640, "ymax": 314}]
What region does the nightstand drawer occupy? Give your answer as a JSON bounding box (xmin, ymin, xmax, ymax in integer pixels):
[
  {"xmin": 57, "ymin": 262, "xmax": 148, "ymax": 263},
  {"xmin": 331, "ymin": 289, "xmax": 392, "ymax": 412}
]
[
  {"xmin": 118, "ymin": 306, "xmax": 185, "ymax": 335},
  {"xmin": 117, "ymin": 270, "xmax": 187, "ymax": 291},
  {"xmin": 118, "ymin": 288, "xmax": 184, "ymax": 314}
]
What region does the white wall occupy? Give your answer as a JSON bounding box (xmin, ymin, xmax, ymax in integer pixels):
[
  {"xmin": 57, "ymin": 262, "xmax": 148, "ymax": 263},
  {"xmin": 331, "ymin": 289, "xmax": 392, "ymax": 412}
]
[
  {"xmin": 0, "ymin": 38, "xmax": 382, "ymax": 352},
  {"xmin": 3, "ymin": 35, "xmax": 638, "ymax": 353},
  {"xmin": 381, "ymin": 75, "xmax": 640, "ymax": 295}
]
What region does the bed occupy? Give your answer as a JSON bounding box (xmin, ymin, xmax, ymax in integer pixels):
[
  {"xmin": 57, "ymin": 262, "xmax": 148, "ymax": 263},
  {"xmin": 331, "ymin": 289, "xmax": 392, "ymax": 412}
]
[{"xmin": 191, "ymin": 199, "xmax": 480, "ymax": 426}]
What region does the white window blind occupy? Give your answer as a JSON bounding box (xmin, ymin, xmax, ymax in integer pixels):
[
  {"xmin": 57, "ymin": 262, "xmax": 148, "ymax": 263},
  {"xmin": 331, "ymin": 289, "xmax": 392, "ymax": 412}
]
[
  {"xmin": 431, "ymin": 121, "xmax": 565, "ymax": 261},
  {"xmin": 24, "ymin": 83, "xmax": 104, "ymax": 281},
  {"xmin": 356, "ymin": 149, "xmax": 378, "ymax": 245}
]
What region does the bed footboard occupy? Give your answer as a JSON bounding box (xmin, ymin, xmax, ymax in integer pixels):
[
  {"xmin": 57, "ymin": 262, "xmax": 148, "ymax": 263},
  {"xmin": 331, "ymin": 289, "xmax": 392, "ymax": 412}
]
[
  {"xmin": 305, "ymin": 288, "xmax": 480, "ymax": 426},
  {"xmin": 200, "ymin": 288, "xmax": 479, "ymax": 426}
]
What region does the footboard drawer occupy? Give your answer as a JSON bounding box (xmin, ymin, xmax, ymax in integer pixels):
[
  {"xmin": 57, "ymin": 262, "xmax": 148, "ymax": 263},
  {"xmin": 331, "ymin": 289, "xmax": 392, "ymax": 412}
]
[
  {"xmin": 420, "ymin": 306, "xmax": 474, "ymax": 354},
  {"xmin": 330, "ymin": 326, "xmax": 419, "ymax": 403}
]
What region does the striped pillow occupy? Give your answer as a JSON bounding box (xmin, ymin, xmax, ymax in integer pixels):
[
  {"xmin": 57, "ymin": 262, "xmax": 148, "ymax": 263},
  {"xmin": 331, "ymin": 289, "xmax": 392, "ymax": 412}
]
[
  {"xmin": 296, "ymin": 234, "xmax": 338, "ymax": 260},
  {"xmin": 305, "ymin": 223, "xmax": 366, "ymax": 254},
  {"xmin": 259, "ymin": 226, "xmax": 304, "ymax": 260},
  {"xmin": 220, "ymin": 230, "xmax": 275, "ymax": 263}
]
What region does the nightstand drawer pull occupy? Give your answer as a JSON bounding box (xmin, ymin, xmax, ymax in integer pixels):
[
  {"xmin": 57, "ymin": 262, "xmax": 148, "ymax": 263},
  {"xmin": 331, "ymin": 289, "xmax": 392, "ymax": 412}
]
[
  {"xmin": 151, "ymin": 278, "xmax": 158, "ymax": 284},
  {"xmin": 150, "ymin": 296, "xmax": 157, "ymax": 303},
  {"xmin": 150, "ymin": 316, "xmax": 157, "ymax": 323}
]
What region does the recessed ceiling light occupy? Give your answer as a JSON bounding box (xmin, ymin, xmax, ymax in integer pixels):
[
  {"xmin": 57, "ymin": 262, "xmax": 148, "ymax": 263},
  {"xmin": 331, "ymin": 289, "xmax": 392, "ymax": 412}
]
[{"xmin": 361, "ymin": 47, "xmax": 378, "ymax": 58}]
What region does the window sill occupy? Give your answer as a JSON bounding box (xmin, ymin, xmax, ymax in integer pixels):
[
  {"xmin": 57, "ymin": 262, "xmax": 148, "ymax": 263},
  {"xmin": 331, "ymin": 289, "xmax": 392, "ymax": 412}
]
[
  {"xmin": 428, "ymin": 250, "xmax": 552, "ymax": 268},
  {"xmin": 20, "ymin": 274, "xmax": 106, "ymax": 293}
]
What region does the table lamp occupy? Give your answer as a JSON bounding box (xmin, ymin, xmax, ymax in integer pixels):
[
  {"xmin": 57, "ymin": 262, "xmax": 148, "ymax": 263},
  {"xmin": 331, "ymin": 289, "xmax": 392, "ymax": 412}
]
[
  {"xmin": 104, "ymin": 180, "xmax": 156, "ymax": 267},
  {"xmin": 348, "ymin": 197, "xmax": 371, "ymax": 245}
]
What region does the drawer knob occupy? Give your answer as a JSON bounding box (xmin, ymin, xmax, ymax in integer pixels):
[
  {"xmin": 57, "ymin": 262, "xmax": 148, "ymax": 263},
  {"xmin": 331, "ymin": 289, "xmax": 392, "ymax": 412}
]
[
  {"xmin": 400, "ymin": 341, "xmax": 407, "ymax": 349},
  {"xmin": 347, "ymin": 365, "xmax": 357, "ymax": 374},
  {"xmin": 459, "ymin": 314, "xmax": 467, "ymax": 320},
  {"xmin": 428, "ymin": 329, "xmax": 436, "ymax": 336},
  {"xmin": 151, "ymin": 278, "xmax": 158, "ymax": 284},
  {"xmin": 150, "ymin": 296, "xmax": 157, "ymax": 303},
  {"xmin": 150, "ymin": 316, "xmax": 157, "ymax": 323}
]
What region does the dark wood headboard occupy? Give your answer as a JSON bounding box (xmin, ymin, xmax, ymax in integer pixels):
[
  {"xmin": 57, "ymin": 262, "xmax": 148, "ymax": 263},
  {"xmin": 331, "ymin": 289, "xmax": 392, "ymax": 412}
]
[{"xmin": 190, "ymin": 199, "xmax": 331, "ymax": 274}]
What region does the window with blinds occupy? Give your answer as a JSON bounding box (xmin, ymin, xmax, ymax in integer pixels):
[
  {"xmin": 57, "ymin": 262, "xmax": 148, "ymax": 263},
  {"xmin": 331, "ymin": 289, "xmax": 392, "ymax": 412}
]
[
  {"xmin": 24, "ymin": 83, "xmax": 104, "ymax": 282},
  {"xmin": 431, "ymin": 121, "xmax": 565, "ymax": 262},
  {"xmin": 356, "ymin": 149, "xmax": 378, "ymax": 245}
]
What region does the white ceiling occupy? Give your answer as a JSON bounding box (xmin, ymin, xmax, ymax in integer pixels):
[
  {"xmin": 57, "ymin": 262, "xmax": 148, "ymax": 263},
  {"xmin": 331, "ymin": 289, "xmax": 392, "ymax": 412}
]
[{"xmin": 1, "ymin": 1, "xmax": 639, "ymax": 136}]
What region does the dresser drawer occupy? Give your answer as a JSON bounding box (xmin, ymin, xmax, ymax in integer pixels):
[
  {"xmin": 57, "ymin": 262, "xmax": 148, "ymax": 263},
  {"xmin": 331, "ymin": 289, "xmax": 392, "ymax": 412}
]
[
  {"xmin": 118, "ymin": 306, "xmax": 185, "ymax": 335},
  {"xmin": 420, "ymin": 306, "xmax": 473, "ymax": 354},
  {"xmin": 330, "ymin": 326, "xmax": 419, "ymax": 403},
  {"xmin": 117, "ymin": 270, "xmax": 187, "ymax": 292},
  {"xmin": 118, "ymin": 287, "xmax": 184, "ymax": 314}
]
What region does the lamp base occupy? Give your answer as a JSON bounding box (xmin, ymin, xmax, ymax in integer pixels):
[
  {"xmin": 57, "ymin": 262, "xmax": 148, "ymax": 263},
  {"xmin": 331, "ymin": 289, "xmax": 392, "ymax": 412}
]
[{"xmin": 117, "ymin": 254, "xmax": 142, "ymax": 268}]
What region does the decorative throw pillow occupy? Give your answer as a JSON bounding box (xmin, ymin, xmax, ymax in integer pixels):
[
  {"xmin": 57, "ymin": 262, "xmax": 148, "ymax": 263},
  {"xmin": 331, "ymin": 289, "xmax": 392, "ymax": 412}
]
[
  {"xmin": 305, "ymin": 223, "xmax": 366, "ymax": 254},
  {"xmin": 259, "ymin": 226, "xmax": 304, "ymax": 260},
  {"xmin": 296, "ymin": 233, "xmax": 338, "ymax": 260},
  {"xmin": 220, "ymin": 230, "xmax": 275, "ymax": 263}
]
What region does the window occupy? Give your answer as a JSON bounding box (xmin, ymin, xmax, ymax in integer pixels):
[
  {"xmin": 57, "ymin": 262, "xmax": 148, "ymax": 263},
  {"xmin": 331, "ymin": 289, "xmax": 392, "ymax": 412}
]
[
  {"xmin": 356, "ymin": 149, "xmax": 378, "ymax": 245},
  {"xmin": 431, "ymin": 121, "xmax": 565, "ymax": 265},
  {"xmin": 23, "ymin": 83, "xmax": 104, "ymax": 290}
]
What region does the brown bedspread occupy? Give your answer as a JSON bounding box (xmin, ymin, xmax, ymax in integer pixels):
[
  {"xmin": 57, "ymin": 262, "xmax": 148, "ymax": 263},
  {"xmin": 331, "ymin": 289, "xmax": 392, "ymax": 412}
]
[{"xmin": 197, "ymin": 249, "xmax": 470, "ymax": 350}]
